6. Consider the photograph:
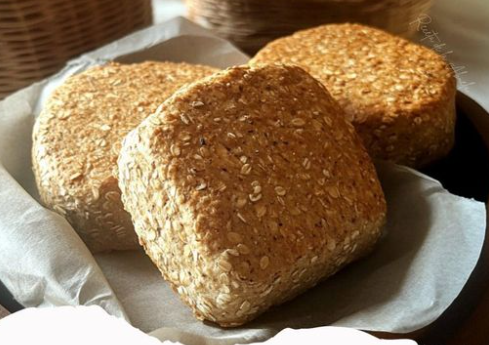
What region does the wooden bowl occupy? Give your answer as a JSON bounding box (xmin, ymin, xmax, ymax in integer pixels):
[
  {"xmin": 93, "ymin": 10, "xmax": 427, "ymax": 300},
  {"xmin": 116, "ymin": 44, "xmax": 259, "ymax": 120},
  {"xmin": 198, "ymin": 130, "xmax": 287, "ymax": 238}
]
[
  {"xmin": 372, "ymin": 92, "xmax": 489, "ymax": 344},
  {"xmin": 1, "ymin": 92, "xmax": 488, "ymax": 344}
]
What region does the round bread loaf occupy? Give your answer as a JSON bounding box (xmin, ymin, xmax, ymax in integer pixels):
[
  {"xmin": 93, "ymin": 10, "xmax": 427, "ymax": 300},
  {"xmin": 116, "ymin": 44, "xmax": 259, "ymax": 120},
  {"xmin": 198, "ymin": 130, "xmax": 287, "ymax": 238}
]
[
  {"xmin": 250, "ymin": 23, "xmax": 457, "ymax": 167},
  {"xmin": 32, "ymin": 61, "xmax": 218, "ymax": 252},
  {"xmin": 118, "ymin": 64, "xmax": 387, "ymax": 326}
]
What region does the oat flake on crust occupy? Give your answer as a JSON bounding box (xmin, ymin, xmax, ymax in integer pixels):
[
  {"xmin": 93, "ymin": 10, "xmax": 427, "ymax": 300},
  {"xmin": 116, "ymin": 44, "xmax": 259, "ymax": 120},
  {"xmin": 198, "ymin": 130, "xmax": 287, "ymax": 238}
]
[
  {"xmin": 118, "ymin": 64, "xmax": 387, "ymax": 326},
  {"xmin": 32, "ymin": 61, "xmax": 218, "ymax": 252},
  {"xmin": 251, "ymin": 23, "xmax": 457, "ymax": 167}
]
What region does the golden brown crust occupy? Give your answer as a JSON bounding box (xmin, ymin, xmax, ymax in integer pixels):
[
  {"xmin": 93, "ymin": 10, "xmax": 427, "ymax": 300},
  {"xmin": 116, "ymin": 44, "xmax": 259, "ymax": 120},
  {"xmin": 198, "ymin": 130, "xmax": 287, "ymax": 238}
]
[
  {"xmin": 250, "ymin": 23, "xmax": 457, "ymax": 167},
  {"xmin": 118, "ymin": 64, "xmax": 387, "ymax": 326},
  {"xmin": 32, "ymin": 61, "xmax": 219, "ymax": 252}
]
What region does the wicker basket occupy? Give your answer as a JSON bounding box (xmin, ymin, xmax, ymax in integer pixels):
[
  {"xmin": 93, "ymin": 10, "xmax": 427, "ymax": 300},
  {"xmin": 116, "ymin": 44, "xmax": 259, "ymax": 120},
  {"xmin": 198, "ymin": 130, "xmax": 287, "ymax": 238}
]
[
  {"xmin": 0, "ymin": 0, "xmax": 152, "ymax": 99},
  {"xmin": 186, "ymin": 0, "xmax": 433, "ymax": 54}
]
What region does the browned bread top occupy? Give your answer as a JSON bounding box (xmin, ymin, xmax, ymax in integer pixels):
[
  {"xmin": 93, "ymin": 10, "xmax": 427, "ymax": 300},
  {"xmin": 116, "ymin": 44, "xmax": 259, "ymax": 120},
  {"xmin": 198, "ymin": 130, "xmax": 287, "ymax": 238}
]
[
  {"xmin": 251, "ymin": 23, "xmax": 457, "ymax": 167},
  {"xmin": 32, "ymin": 61, "xmax": 219, "ymax": 252},
  {"xmin": 118, "ymin": 64, "xmax": 387, "ymax": 326}
]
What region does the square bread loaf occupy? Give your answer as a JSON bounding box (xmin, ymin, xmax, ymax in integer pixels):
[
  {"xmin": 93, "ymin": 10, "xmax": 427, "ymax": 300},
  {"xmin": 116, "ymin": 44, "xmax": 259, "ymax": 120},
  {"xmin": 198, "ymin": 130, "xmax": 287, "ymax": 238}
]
[{"xmin": 118, "ymin": 64, "xmax": 387, "ymax": 326}]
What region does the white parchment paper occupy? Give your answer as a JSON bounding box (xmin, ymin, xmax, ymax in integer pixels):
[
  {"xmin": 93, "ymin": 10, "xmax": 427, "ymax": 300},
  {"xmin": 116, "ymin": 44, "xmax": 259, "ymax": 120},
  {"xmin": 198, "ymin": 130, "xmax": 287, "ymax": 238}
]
[
  {"xmin": 0, "ymin": 17, "xmax": 486, "ymax": 345},
  {"xmin": 0, "ymin": 306, "xmax": 416, "ymax": 345}
]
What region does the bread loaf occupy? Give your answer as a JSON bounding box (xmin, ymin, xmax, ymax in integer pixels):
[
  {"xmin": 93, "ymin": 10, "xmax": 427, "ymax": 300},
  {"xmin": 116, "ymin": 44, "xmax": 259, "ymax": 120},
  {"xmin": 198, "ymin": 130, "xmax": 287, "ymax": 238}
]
[
  {"xmin": 118, "ymin": 64, "xmax": 387, "ymax": 326},
  {"xmin": 32, "ymin": 61, "xmax": 218, "ymax": 252},
  {"xmin": 251, "ymin": 23, "xmax": 456, "ymax": 168}
]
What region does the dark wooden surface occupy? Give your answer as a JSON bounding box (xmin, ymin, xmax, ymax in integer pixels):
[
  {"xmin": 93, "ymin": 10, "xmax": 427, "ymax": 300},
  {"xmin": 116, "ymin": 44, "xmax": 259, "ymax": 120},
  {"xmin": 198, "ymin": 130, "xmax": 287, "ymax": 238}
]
[
  {"xmin": 443, "ymin": 93, "xmax": 489, "ymax": 345},
  {"xmin": 379, "ymin": 92, "xmax": 489, "ymax": 345}
]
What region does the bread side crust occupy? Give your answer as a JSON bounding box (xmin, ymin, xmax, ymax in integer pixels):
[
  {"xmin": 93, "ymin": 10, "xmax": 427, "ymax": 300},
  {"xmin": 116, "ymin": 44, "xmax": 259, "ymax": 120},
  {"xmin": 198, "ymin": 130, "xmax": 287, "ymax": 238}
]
[
  {"xmin": 32, "ymin": 61, "xmax": 218, "ymax": 252},
  {"xmin": 250, "ymin": 23, "xmax": 457, "ymax": 167},
  {"xmin": 118, "ymin": 64, "xmax": 387, "ymax": 325}
]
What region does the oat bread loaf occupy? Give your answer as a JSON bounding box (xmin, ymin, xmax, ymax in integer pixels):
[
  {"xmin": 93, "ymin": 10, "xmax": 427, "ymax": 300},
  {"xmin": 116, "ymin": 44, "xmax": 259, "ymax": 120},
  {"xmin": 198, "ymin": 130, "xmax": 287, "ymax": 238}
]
[
  {"xmin": 251, "ymin": 23, "xmax": 457, "ymax": 167},
  {"xmin": 32, "ymin": 61, "xmax": 218, "ymax": 252},
  {"xmin": 118, "ymin": 64, "xmax": 387, "ymax": 326}
]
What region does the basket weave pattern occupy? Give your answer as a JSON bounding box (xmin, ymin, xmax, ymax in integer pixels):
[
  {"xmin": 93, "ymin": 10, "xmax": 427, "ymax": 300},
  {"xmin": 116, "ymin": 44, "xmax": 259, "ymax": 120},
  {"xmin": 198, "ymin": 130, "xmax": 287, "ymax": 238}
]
[
  {"xmin": 187, "ymin": 0, "xmax": 433, "ymax": 54},
  {"xmin": 0, "ymin": 0, "xmax": 152, "ymax": 99}
]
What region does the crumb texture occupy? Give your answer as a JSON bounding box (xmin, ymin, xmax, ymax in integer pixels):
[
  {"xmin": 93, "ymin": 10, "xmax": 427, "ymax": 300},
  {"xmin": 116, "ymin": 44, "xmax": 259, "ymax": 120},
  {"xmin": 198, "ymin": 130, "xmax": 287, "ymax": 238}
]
[
  {"xmin": 118, "ymin": 64, "xmax": 387, "ymax": 326},
  {"xmin": 251, "ymin": 23, "xmax": 457, "ymax": 167},
  {"xmin": 32, "ymin": 61, "xmax": 218, "ymax": 252}
]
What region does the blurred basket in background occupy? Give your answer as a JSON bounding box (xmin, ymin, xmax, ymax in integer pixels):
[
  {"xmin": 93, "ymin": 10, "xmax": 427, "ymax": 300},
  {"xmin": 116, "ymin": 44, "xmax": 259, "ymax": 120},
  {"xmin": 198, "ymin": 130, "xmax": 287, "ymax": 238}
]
[
  {"xmin": 0, "ymin": 0, "xmax": 152, "ymax": 99},
  {"xmin": 186, "ymin": 0, "xmax": 433, "ymax": 54}
]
